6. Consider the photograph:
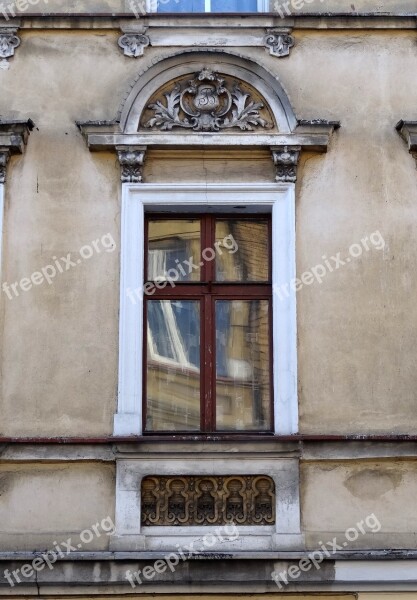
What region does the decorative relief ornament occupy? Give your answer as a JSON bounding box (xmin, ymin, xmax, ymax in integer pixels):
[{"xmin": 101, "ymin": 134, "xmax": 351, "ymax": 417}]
[
  {"xmin": 0, "ymin": 150, "xmax": 10, "ymax": 184},
  {"xmin": 141, "ymin": 475, "xmax": 275, "ymax": 526},
  {"xmin": 144, "ymin": 69, "xmax": 273, "ymax": 132},
  {"xmin": 116, "ymin": 147, "xmax": 146, "ymax": 183},
  {"xmin": 0, "ymin": 29, "xmax": 20, "ymax": 68},
  {"xmin": 264, "ymin": 30, "xmax": 294, "ymax": 58},
  {"xmin": 271, "ymin": 145, "xmax": 301, "ymax": 182},
  {"xmin": 118, "ymin": 33, "xmax": 150, "ymax": 58}
]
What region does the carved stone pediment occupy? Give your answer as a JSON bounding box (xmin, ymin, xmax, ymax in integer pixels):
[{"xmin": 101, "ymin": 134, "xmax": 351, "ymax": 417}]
[{"xmin": 140, "ymin": 69, "xmax": 275, "ymax": 133}]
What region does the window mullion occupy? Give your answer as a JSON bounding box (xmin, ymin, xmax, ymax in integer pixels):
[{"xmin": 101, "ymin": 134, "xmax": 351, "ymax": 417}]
[
  {"xmin": 205, "ymin": 0, "xmax": 211, "ymax": 12},
  {"xmin": 202, "ymin": 215, "xmax": 215, "ymax": 431},
  {"xmin": 202, "ymin": 294, "xmax": 214, "ymax": 431}
]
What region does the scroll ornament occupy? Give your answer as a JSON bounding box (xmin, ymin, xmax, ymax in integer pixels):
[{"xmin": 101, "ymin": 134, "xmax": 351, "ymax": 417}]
[{"xmin": 144, "ymin": 69, "xmax": 272, "ymax": 133}]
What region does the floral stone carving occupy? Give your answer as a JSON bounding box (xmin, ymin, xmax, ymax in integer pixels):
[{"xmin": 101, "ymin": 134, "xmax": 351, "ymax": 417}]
[
  {"xmin": 143, "ymin": 69, "xmax": 273, "ymax": 132},
  {"xmin": 141, "ymin": 475, "xmax": 275, "ymax": 526}
]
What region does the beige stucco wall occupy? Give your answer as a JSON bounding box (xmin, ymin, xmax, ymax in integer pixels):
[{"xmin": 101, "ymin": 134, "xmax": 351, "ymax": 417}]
[
  {"xmin": 302, "ymin": 461, "xmax": 417, "ymax": 548},
  {"xmin": 0, "ymin": 17, "xmax": 416, "ymax": 594},
  {"xmin": 0, "ymin": 463, "xmax": 115, "ymax": 550},
  {"xmin": 1, "ymin": 29, "xmax": 417, "ymax": 436}
]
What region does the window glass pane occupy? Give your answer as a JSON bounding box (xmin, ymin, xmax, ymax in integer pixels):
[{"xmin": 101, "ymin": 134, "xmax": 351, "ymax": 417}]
[
  {"xmin": 211, "ymin": 0, "xmax": 258, "ymax": 11},
  {"xmin": 216, "ymin": 300, "xmax": 271, "ymax": 431},
  {"xmin": 146, "ymin": 300, "xmax": 201, "ymax": 431},
  {"xmin": 157, "ymin": 0, "xmax": 205, "ymax": 12},
  {"xmin": 215, "ymin": 219, "xmax": 269, "ymax": 282},
  {"xmin": 148, "ymin": 219, "xmax": 201, "ymax": 282}
]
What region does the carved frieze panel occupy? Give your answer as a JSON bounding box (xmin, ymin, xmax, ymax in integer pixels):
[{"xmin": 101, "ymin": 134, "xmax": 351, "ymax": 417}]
[
  {"xmin": 140, "ymin": 69, "xmax": 276, "ymax": 133},
  {"xmin": 141, "ymin": 475, "xmax": 275, "ymax": 526}
]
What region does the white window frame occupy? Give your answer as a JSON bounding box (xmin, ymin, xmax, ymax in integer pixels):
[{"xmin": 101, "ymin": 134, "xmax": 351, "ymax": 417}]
[
  {"xmin": 114, "ymin": 183, "xmax": 298, "ymax": 437},
  {"xmin": 0, "ymin": 184, "xmax": 4, "ymax": 279},
  {"xmin": 147, "ymin": 0, "xmax": 269, "ymax": 12}
]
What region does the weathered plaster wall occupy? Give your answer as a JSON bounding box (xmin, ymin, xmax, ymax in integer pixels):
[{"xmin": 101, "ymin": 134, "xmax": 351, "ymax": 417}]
[
  {"xmin": 0, "ymin": 463, "xmax": 115, "ymax": 550},
  {"xmin": 302, "ymin": 461, "xmax": 417, "ymax": 548},
  {"xmin": 1, "ymin": 30, "xmax": 416, "ymax": 436}
]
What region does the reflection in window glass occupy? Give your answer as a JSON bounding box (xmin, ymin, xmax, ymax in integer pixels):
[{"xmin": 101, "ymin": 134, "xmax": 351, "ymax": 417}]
[
  {"xmin": 157, "ymin": 0, "xmax": 205, "ymax": 12},
  {"xmin": 216, "ymin": 300, "xmax": 271, "ymax": 431},
  {"xmin": 157, "ymin": 0, "xmax": 258, "ymax": 11},
  {"xmin": 211, "ymin": 0, "xmax": 258, "ymax": 11},
  {"xmin": 215, "ymin": 219, "xmax": 269, "ymax": 282},
  {"xmin": 148, "ymin": 219, "xmax": 201, "ymax": 282},
  {"xmin": 146, "ymin": 300, "xmax": 200, "ymax": 431}
]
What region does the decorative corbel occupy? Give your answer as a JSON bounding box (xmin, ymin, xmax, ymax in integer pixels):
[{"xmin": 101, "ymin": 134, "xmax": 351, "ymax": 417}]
[
  {"xmin": 0, "ymin": 149, "xmax": 10, "ymax": 184},
  {"xmin": 118, "ymin": 33, "xmax": 150, "ymax": 58},
  {"xmin": 271, "ymin": 146, "xmax": 301, "ymax": 182},
  {"xmin": 116, "ymin": 146, "xmax": 147, "ymax": 183},
  {"xmin": 396, "ymin": 121, "xmax": 417, "ymax": 168},
  {"xmin": 0, "ymin": 29, "xmax": 21, "ymax": 69},
  {"xmin": 0, "ymin": 120, "xmax": 34, "ymax": 183},
  {"xmin": 264, "ymin": 29, "xmax": 294, "ymax": 58}
]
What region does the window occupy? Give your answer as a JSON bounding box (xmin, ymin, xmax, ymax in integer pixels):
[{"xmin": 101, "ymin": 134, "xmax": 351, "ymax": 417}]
[
  {"xmin": 114, "ymin": 183, "xmax": 297, "ymax": 438},
  {"xmin": 154, "ymin": 0, "xmax": 267, "ymax": 13},
  {"xmin": 144, "ymin": 215, "xmax": 273, "ymax": 433}
]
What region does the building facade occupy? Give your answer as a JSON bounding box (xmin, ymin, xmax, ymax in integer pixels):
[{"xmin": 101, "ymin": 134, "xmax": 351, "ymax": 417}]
[{"xmin": 1, "ymin": 0, "xmax": 417, "ymax": 598}]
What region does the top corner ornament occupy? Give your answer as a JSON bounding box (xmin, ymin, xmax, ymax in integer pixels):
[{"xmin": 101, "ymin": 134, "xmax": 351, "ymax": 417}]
[
  {"xmin": 0, "ymin": 29, "xmax": 20, "ymax": 68},
  {"xmin": 143, "ymin": 69, "xmax": 273, "ymax": 133},
  {"xmin": 118, "ymin": 33, "xmax": 150, "ymax": 58},
  {"xmin": 264, "ymin": 30, "xmax": 294, "ymax": 58}
]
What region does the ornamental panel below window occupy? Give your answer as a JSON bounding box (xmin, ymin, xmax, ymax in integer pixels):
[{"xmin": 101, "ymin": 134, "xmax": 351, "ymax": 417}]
[{"xmin": 141, "ymin": 475, "xmax": 275, "ymax": 526}]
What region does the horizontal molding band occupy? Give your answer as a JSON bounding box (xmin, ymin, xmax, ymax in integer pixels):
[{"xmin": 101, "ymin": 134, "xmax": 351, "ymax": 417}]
[
  {"xmin": 0, "ymin": 438, "xmax": 417, "ymax": 462},
  {"xmin": 5, "ymin": 16, "xmax": 417, "ymax": 30},
  {"xmin": 0, "ymin": 435, "xmax": 417, "ymax": 442},
  {"xmin": 0, "ymin": 550, "xmax": 417, "ymax": 560}
]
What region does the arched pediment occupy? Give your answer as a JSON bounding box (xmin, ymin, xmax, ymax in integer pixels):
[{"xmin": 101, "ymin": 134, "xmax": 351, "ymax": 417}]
[
  {"xmin": 77, "ymin": 49, "xmax": 339, "ymax": 182},
  {"xmin": 119, "ymin": 50, "xmax": 297, "ymax": 135}
]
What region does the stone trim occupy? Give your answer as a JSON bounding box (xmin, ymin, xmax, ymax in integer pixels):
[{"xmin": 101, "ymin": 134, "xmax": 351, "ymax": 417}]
[
  {"xmin": 0, "ymin": 150, "xmax": 9, "ymax": 184},
  {"xmin": 271, "ymin": 145, "xmax": 301, "ymax": 182},
  {"xmin": 112, "ymin": 455, "xmax": 302, "ymax": 551},
  {"xmin": 0, "ymin": 120, "xmax": 34, "ymax": 182},
  {"xmin": 77, "ymin": 50, "xmax": 339, "ymax": 164},
  {"xmin": 118, "ymin": 32, "xmax": 150, "ymax": 57},
  {"xmin": 0, "ymin": 28, "xmax": 20, "ymax": 69},
  {"xmin": 264, "ymin": 29, "xmax": 294, "ymax": 57},
  {"xmin": 116, "ymin": 146, "xmax": 147, "ymax": 183},
  {"xmin": 141, "ymin": 475, "xmax": 276, "ymax": 526},
  {"xmin": 1, "ymin": 14, "xmax": 416, "ymax": 26},
  {"xmin": 396, "ymin": 120, "xmax": 417, "ymax": 165},
  {"xmin": 0, "ymin": 558, "xmax": 416, "ymax": 594}
]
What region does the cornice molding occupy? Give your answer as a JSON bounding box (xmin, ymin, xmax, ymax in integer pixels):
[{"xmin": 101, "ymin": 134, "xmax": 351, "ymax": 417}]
[
  {"xmin": 1, "ymin": 15, "xmax": 417, "ymax": 29},
  {"xmin": 77, "ymin": 123, "xmax": 339, "ymax": 152}
]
